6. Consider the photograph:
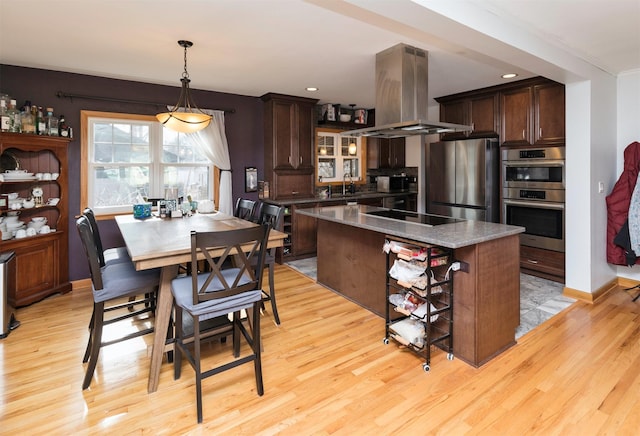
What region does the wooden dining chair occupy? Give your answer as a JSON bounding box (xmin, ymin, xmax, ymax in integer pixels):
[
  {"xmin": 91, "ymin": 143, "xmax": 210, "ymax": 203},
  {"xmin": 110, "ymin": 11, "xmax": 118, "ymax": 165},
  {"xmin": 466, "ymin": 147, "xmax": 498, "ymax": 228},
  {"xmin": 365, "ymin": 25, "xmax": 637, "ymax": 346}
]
[
  {"xmin": 170, "ymin": 223, "xmax": 270, "ymax": 423},
  {"xmin": 233, "ymin": 198, "xmax": 257, "ymax": 221},
  {"xmin": 76, "ymin": 215, "xmax": 160, "ymax": 390},
  {"xmin": 254, "ymin": 203, "xmax": 284, "ymax": 324},
  {"xmin": 83, "ymin": 207, "xmax": 149, "ymax": 312},
  {"xmin": 83, "ymin": 207, "xmax": 130, "ymax": 268}
]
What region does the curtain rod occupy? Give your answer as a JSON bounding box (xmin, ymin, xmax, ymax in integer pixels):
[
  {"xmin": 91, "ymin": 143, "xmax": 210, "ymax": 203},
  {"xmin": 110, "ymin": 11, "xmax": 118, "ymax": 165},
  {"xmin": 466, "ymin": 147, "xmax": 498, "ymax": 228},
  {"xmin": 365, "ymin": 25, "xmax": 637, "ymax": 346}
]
[{"xmin": 55, "ymin": 91, "xmax": 236, "ymax": 114}]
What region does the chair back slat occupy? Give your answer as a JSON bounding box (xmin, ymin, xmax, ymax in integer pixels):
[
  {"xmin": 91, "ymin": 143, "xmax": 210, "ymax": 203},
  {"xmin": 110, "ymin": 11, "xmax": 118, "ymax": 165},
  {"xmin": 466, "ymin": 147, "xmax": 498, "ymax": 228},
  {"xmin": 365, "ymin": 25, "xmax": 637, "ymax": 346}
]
[
  {"xmin": 76, "ymin": 215, "xmax": 104, "ymax": 290},
  {"xmin": 234, "ymin": 198, "xmax": 257, "ymax": 221},
  {"xmin": 257, "ymin": 204, "xmax": 284, "ymax": 264},
  {"xmin": 257, "ymin": 204, "xmax": 284, "ymax": 230},
  {"xmin": 189, "ymin": 223, "xmax": 271, "ymax": 305},
  {"xmin": 82, "ymin": 207, "xmax": 106, "ymax": 267}
]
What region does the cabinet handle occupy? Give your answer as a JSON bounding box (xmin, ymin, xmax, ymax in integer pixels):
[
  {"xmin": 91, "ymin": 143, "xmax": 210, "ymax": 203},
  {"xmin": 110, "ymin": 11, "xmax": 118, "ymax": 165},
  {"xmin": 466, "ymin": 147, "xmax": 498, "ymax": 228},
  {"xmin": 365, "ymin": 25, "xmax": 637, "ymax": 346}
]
[
  {"xmin": 527, "ymin": 259, "xmax": 538, "ymax": 264},
  {"xmin": 291, "ymin": 191, "xmax": 299, "ymax": 195},
  {"xmin": 288, "ymin": 156, "xmax": 292, "ymax": 165},
  {"xmin": 522, "ymin": 129, "xmax": 526, "ymax": 139},
  {"xmin": 299, "ymin": 156, "xmax": 303, "ymax": 165},
  {"xmin": 539, "ymin": 128, "xmax": 543, "ymax": 137},
  {"xmin": 471, "ymin": 122, "xmax": 475, "ymax": 131}
]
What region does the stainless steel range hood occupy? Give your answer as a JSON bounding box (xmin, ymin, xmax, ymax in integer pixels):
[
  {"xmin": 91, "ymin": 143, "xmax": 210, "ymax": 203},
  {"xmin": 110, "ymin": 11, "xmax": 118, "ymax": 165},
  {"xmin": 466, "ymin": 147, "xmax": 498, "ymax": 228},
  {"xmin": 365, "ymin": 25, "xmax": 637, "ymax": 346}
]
[{"xmin": 342, "ymin": 43, "xmax": 472, "ymax": 138}]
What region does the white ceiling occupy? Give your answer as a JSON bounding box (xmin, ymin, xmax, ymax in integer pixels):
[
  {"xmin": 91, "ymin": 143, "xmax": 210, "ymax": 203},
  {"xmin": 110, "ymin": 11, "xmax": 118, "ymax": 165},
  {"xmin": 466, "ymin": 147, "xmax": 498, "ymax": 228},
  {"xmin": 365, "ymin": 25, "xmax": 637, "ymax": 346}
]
[{"xmin": 1, "ymin": 0, "xmax": 638, "ymax": 109}]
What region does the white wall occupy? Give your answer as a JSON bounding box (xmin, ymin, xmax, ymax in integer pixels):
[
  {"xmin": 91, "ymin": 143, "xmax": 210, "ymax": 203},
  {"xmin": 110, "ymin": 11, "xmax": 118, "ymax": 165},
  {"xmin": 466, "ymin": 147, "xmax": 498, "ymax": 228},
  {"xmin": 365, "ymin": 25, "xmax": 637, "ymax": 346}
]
[
  {"xmin": 615, "ymin": 69, "xmax": 640, "ymax": 280},
  {"xmin": 564, "ymin": 81, "xmax": 593, "ymax": 292}
]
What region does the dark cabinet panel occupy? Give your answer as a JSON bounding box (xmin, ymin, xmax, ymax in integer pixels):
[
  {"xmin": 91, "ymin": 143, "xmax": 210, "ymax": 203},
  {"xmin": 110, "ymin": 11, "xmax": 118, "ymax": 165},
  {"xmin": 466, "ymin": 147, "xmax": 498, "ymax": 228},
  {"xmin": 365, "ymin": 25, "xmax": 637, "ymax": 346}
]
[
  {"xmin": 272, "ymin": 172, "xmax": 315, "ymax": 199},
  {"xmin": 293, "ymin": 205, "xmax": 317, "ymax": 256},
  {"xmin": 534, "ymin": 82, "xmax": 565, "ymax": 146},
  {"xmin": 263, "ymin": 93, "xmax": 318, "ymax": 199},
  {"xmin": 500, "ymin": 86, "xmax": 532, "ymax": 147},
  {"xmin": 438, "ymin": 77, "xmax": 564, "ymax": 147},
  {"xmin": 367, "ymin": 137, "xmax": 406, "ymax": 169},
  {"xmin": 520, "ymin": 245, "xmax": 565, "ymax": 283},
  {"xmin": 438, "ymin": 94, "xmax": 498, "ymax": 140},
  {"xmin": 469, "ymin": 94, "xmax": 499, "ymax": 138}
]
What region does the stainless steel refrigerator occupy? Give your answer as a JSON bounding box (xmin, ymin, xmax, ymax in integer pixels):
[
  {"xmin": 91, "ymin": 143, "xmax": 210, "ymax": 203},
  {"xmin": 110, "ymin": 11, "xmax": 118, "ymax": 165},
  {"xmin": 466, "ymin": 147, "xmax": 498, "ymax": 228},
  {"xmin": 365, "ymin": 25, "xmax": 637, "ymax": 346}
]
[{"xmin": 426, "ymin": 138, "xmax": 500, "ymax": 222}]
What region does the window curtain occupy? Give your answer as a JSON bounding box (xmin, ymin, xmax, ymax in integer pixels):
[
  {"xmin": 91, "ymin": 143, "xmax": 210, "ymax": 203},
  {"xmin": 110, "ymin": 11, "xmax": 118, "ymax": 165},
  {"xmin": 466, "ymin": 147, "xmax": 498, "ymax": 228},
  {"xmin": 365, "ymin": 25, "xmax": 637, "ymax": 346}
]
[{"xmin": 186, "ymin": 110, "xmax": 233, "ymax": 215}]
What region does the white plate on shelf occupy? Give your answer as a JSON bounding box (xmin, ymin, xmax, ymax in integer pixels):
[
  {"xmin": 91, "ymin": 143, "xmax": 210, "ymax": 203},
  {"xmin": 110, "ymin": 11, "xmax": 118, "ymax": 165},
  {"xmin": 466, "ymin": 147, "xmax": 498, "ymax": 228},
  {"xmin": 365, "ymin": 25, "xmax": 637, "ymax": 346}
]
[
  {"xmin": 2, "ymin": 175, "xmax": 37, "ymax": 182},
  {"xmin": 3, "ymin": 171, "xmax": 34, "ymax": 177}
]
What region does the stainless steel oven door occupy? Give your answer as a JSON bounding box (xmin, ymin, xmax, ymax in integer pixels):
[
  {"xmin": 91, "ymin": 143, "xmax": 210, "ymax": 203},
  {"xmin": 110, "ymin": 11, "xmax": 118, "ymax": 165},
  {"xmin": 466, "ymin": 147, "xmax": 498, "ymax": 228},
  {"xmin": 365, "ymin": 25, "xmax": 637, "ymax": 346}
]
[
  {"xmin": 502, "ymin": 160, "xmax": 565, "ymax": 190},
  {"xmin": 503, "ymin": 199, "xmax": 565, "ymax": 252}
]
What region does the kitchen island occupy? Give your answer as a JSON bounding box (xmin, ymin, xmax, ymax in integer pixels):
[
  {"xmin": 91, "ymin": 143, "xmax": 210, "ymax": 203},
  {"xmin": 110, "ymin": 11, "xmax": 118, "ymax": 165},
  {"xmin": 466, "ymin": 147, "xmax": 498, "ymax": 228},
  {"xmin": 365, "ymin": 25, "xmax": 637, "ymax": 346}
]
[{"xmin": 296, "ymin": 204, "xmax": 525, "ymax": 367}]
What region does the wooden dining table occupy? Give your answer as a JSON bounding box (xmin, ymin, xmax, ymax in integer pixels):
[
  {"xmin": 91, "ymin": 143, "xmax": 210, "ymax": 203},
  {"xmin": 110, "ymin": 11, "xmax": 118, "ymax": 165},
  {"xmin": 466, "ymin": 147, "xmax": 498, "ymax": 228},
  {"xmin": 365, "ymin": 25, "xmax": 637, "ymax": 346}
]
[{"xmin": 115, "ymin": 211, "xmax": 287, "ymax": 393}]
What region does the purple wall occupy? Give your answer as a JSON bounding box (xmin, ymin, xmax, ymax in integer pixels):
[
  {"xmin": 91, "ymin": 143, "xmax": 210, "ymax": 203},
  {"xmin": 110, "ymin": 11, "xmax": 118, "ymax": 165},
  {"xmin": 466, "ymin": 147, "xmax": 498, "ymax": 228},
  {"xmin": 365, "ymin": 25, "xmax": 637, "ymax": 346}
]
[{"xmin": 0, "ymin": 64, "xmax": 265, "ymax": 281}]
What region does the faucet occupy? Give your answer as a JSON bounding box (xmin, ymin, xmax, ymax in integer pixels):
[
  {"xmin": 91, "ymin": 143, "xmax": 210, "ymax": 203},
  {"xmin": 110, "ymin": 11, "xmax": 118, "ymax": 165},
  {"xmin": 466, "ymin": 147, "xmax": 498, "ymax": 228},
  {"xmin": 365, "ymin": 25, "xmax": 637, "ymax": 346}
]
[{"xmin": 343, "ymin": 172, "xmax": 353, "ymax": 195}]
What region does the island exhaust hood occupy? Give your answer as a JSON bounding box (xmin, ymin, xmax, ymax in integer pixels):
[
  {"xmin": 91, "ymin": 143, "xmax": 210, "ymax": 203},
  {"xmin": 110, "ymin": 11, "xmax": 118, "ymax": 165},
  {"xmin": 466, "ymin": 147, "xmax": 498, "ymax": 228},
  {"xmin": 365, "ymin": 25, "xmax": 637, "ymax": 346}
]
[{"xmin": 342, "ymin": 43, "xmax": 472, "ymax": 138}]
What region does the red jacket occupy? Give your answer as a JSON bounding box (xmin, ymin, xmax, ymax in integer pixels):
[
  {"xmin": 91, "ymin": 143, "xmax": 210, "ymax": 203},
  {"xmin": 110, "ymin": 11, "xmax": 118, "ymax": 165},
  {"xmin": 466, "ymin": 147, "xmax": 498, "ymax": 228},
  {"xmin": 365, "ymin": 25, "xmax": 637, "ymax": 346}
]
[{"xmin": 606, "ymin": 141, "xmax": 640, "ymax": 265}]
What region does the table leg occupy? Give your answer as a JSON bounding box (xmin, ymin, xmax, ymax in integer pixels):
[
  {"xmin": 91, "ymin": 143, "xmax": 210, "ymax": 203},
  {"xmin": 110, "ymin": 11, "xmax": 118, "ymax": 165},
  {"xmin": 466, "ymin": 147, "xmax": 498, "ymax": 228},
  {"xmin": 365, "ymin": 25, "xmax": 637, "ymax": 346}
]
[{"xmin": 148, "ymin": 264, "xmax": 178, "ymax": 393}]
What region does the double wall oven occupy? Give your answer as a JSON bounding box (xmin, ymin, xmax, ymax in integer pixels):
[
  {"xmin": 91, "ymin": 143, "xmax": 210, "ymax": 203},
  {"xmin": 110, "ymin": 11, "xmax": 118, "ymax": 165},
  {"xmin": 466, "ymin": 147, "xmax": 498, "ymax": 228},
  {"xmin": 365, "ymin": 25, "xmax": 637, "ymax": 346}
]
[{"xmin": 502, "ymin": 147, "xmax": 565, "ymax": 252}]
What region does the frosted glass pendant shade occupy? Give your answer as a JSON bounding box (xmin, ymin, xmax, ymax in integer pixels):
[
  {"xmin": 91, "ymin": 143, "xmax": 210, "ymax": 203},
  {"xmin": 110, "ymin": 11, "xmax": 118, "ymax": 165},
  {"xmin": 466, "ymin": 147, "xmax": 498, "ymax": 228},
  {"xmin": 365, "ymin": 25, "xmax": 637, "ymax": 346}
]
[
  {"xmin": 156, "ymin": 111, "xmax": 211, "ymax": 133},
  {"xmin": 157, "ymin": 40, "xmax": 212, "ymax": 133}
]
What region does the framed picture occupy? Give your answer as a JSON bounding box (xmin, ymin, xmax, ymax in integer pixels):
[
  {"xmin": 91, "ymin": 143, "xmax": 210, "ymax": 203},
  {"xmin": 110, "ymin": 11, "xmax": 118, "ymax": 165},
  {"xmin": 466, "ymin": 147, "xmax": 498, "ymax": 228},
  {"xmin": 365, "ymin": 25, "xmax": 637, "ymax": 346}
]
[{"xmin": 245, "ymin": 166, "xmax": 258, "ymax": 192}]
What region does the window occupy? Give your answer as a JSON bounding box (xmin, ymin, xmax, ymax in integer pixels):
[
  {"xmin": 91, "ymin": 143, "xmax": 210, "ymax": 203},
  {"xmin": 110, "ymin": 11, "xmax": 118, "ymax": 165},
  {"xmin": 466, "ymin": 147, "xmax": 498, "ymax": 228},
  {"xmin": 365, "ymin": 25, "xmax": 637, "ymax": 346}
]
[
  {"xmin": 315, "ymin": 129, "xmax": 363, "ymax": 183},
  {"xmin": 81, "ymin": 111, "xmax": 214, "ymax": 216}
]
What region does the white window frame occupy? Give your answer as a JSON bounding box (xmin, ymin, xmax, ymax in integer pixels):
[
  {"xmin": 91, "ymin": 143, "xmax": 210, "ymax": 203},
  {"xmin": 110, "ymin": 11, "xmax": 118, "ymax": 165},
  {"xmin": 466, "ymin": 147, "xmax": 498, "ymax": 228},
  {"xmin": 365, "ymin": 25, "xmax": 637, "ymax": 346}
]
[
  {"xmin": 80, "ymin": 111, "xmax": 214, "ymax": 217},
  {"xmin": 315, "ymin": 128, "xmax": 363, "ymax": 184}
]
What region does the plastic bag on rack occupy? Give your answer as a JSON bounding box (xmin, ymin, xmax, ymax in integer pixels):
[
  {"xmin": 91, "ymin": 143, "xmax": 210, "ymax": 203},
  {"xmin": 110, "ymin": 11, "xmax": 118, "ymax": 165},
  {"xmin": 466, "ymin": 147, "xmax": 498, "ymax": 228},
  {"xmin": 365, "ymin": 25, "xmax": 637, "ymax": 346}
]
[
  {"xmin": 412, "ymin": 302, "xmax": 439, "ymax": 323},
  {"xmin": 412, "ymin": 271, "xmax": 444, "ymax": 296},
  {"xmin": 390, "ymin": 259, "xmax": 444, "ymax": 294},
  {"xmin": 389, "ymin": 259, "xmax": 426, "ymax": 282},
  {"xmin": 390, "ymin": 293, "xmax": 438, "ymax": 322},
  {"xmin": 383, "ymin": 240, "xmax": 428, "ymax": 261},
  {"xmin": 389, "ymin": 293, "xmax": 406, "ymax": 307},
  {"xmin": 390, "ymin": 318, "xmax": 425, "ymax": 348}
]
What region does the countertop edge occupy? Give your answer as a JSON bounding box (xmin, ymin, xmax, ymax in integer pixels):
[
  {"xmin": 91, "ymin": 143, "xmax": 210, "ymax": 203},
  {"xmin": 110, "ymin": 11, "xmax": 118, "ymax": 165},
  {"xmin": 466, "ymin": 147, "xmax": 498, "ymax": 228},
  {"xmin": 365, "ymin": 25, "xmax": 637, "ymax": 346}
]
[
  {"xmin": 296, "ymin": 205, "xmax": 525, "ymax": 249},
  {"xmin": 262, "ymin": 191, "xmax": 417, "ymax": 206}
]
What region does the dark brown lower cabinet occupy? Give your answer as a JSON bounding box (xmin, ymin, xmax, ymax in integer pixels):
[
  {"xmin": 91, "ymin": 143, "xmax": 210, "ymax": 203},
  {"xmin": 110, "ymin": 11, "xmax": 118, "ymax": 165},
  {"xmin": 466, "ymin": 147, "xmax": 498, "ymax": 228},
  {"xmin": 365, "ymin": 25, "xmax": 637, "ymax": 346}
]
[{"xmin": 520, "ymin": 245, "xmax": 565, "ymax": 283}]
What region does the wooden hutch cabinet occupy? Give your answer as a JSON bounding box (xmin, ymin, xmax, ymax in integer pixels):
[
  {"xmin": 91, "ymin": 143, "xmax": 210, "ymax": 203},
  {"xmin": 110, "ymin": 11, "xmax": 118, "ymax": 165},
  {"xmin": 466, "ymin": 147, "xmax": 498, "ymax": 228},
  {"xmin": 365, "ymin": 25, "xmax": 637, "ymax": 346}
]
[
  {"xmin": 262, "ymin": 93, "xmax": 318, "ymax": 199},
  {"xmin": 0, "ymin": 132, "xmax": 71, "ymax": 307}
]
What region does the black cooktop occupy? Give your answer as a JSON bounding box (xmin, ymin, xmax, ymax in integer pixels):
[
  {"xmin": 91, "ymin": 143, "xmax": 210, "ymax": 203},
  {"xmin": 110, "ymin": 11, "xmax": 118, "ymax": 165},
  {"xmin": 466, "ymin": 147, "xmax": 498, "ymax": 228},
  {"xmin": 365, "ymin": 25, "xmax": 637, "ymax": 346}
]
[{"xmin": 366, "ymin": 210, "xmax": 462, "ymax": 226}]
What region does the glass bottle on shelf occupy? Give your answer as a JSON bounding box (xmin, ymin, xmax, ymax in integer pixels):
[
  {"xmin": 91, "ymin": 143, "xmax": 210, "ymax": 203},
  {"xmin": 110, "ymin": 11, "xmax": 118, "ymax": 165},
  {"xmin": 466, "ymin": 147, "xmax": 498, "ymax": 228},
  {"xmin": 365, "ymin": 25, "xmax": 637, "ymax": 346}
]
[
  {"xmin": 0, "ymin": 99, "xmax": 9, "ymax": 132},
  {"xmin": 31, "ymin": 105, "xmax": 39, "ymax": 134},
  {"xmin": 37, "ymin": 107, "xmax": 46, "ymax": 135},
  {"xmin": 21, "ymin": 102, "xmax": 35, "ymax": 134},
  {"xmin": 45, "ymin": 107, "xmax": 58, "ymax": 136},
  {"xmin": 8, "ymin": 100, "xmax": 21, "ymax": 132},
  {"xmin": 58, "ymin": 114, "xmax": 69, "ymax": 137}
]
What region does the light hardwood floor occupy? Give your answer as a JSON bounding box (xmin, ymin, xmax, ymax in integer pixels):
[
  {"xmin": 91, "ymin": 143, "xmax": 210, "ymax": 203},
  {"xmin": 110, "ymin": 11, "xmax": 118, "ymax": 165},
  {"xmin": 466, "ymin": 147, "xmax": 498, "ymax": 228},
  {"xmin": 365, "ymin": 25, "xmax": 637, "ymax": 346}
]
[{"xmin": 1, "ymin": 265, "xmax": 639, "ymax": 434}]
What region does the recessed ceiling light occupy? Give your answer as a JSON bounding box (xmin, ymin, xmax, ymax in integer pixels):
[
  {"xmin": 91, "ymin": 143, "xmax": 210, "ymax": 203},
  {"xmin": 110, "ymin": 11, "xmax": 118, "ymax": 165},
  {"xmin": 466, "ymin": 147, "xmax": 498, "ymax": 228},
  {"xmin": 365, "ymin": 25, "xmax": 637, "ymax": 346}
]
[
  {"xmin": 502, "ymin": 73, "xmax": 518, "ymax": 79},
  {"xmin": 306, "ymin": 87, "xmax": 318, "ymax": 92}
]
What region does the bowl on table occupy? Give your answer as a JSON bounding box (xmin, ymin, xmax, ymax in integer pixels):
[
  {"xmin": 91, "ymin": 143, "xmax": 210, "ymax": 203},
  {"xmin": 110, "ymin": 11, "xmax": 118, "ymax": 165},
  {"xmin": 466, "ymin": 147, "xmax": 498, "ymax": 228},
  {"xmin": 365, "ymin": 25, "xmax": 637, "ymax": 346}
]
[{"xmin": 133, "ymin": 202, "xmax": 152, "ymax": 219}]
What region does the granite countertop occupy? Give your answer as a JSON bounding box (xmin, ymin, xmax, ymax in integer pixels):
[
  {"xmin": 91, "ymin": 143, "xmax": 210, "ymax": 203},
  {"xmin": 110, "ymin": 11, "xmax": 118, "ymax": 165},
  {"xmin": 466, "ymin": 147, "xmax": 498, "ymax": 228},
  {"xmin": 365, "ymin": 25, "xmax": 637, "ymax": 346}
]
[
  {"xmin": 296, "ymin": 204, "xmax": 524, "ymax": 249},
  {"xmin": 262, "ymin": 191, "xmax": 417, "ymax": 206}
]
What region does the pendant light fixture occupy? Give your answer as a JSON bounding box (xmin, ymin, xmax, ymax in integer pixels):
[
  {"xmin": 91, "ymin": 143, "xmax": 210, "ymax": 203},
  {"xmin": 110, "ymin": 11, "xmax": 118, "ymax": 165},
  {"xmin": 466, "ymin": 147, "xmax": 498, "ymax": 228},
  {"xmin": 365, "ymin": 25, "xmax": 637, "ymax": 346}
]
[
  {"xmin": 347, "ymin": 105, "xmax": 357, "ymax": 155},
  {"xmin": 156, "ymin": 40, "xmax": 212, "ymax": 133}
]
